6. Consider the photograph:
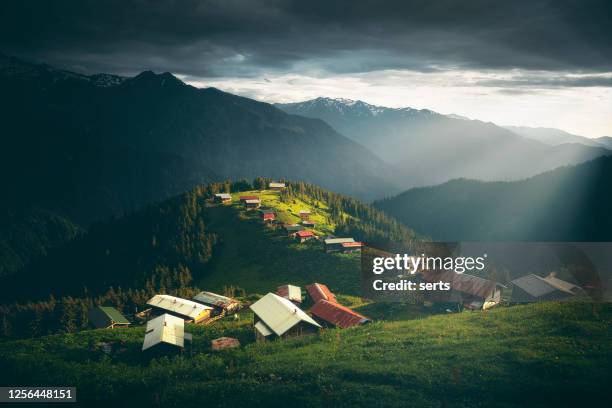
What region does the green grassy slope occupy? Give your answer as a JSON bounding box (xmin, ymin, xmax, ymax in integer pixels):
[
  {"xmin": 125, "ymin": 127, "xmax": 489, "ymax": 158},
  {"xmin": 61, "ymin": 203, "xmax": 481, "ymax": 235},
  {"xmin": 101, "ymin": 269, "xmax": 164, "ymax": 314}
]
[
  {"xmin": 198, "ymin": 189, "xmax": 359, "ymax": 295},
  {"xmin": 1, "ymin": 302, "xmax": 609, "ymax": 407}
]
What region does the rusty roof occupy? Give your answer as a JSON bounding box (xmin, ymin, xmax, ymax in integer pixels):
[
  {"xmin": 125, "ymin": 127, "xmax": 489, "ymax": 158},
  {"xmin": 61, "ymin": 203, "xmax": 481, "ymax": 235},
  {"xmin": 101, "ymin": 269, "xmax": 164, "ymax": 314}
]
[
  {"xmin": 422, "ymin": 270, "xmax": 501, "ymax": 299},
  {"xmin": 311, "ymin": 300, "xmax": 371, "ymax": 328},
  {"xmin": 211, "ymin": 337, "xmax": 240, "ymax": 350},
  {"xmin": 296, "ymin": 230, "xmax": 314, "ymax": 237},
  {"xmin": 306, "ymin": 283, "xmax": 337, "ymax": 304},
  {"xmin": 342, "ymin": 242, "xmax": 363, "ymax": 247},
  {"xmin": 193, "ymin": 291, "xmax": 240, "ymax": 309},
  {"xmin": 239, "ymin": 195, "xmax": 259, "ymax": 201}
]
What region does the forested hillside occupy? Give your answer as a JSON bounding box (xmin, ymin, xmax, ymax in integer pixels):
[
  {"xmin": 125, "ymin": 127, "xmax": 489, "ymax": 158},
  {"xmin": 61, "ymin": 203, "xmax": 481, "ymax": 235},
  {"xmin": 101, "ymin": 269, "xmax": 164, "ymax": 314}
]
[
  {"xmin": 0, "ymin": 209, "xmax": 82, "ymax": 277},
  {"xmin": 0, "ymin": 179, "xmax": 420, "ymax": 338}
]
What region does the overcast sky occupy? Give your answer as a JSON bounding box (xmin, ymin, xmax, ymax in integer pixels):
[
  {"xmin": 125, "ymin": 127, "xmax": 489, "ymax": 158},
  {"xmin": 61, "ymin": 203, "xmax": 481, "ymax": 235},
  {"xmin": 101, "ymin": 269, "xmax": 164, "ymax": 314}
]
[{"xmin": 2, "ymin": 0, "xmax": 611, "ymax": 137}]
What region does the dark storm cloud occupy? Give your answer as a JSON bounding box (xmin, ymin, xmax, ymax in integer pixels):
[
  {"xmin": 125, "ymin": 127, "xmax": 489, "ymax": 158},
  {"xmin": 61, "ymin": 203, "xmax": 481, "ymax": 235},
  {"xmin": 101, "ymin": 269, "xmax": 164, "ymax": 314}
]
[
  {"xmin": 1, "ymin": 0, "xmax": 611, "ymax": 78},
  {"xmin": 480, "ymin": 75, "xmax": 612, "ymax": 88}
]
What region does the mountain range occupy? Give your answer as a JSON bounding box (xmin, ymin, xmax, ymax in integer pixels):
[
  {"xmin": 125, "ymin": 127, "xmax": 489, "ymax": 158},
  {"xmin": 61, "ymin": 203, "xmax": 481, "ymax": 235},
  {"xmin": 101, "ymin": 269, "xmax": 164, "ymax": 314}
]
[
  {"xmin": 503, "ymin": 126, "xmax": 607, "ymax": 147},
  {"xmin": 0, "ymin": 54, "xmax": 397, "ymax": 227},
  {"xmin": 374, "ymin": 155, "xmax": 612, "ymax": 241},
  {"xmin": 276, "ymin": 98, "xmax": 611, "ymax": 188}
]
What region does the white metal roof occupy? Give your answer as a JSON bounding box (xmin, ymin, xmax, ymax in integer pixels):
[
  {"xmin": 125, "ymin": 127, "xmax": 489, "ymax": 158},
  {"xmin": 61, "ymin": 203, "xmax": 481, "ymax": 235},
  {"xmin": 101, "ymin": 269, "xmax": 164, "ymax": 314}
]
[
  {"xmin": 269, "ymin": 182, "xmax": 285, "ymax": 188},
  {"xmin": 250, "ymin": 293, "xmax": 321, "ymax": 336},
  {"xmin": 147, "ymin": 294, "xmax": 212, "ymax": 320},
  {"xmin": 215, "ymin": 193, "xmax": 231, "ymax": 199},
  {"xmin": 254, "ymin": 321, "xmax": 273, "ymax": 337},
  {"xmin": 324, "ymin": 238, "xmax": 355, "ymax": 245},
  {"xmin": 278, "ymin": 284, "xmax": 302, "ymax": 301},
  {"xmin": 245, "ymin": 199, "xmax": 260, "ymax": 204},
  {"xmin": 142, "ymin": 313, "xmax": 185, "ymax": 351}
]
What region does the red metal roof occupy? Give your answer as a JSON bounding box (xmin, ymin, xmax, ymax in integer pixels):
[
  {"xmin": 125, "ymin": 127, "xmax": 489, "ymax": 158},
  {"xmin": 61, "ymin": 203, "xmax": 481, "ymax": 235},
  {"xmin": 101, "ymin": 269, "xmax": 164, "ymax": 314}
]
[
  {"xmin": 296, "ymin": 230, "xmax": 314, "ymax": 237},
  {"xmin": 422, "ymin": 270, "xmax": 499, "ymax": 299},
  {"xmin": 239, "ymin": 195, "xmax": 259, "ymax": 201},
  {"xmin": 305, "ymin": 283, "xmax": 337, "ymax": 304},
  {"xmin": 211, "ymin": 337, "xmax": 240, "ymax": 351},
  {"xmin": 262, "ymin": 213, "xmax": 275, "ymax": 220},
  {"xmin": 342, "ymin": 242, "xmax": 363, "ymax": 248},
  {"xmin": 311, "ymin": 300, "xmax": 371, "ymax": 328}
]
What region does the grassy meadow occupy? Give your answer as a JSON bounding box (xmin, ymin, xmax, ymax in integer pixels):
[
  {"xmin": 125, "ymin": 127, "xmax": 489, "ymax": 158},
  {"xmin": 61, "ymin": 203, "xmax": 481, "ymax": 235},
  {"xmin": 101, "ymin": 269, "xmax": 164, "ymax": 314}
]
[
  {"xmin": 197, "ymin": 189, "xmax": 360, "ymax": 295},
  {"xmin": 0, "ymin": 302, "xmax": 609, "ymax": 407}
]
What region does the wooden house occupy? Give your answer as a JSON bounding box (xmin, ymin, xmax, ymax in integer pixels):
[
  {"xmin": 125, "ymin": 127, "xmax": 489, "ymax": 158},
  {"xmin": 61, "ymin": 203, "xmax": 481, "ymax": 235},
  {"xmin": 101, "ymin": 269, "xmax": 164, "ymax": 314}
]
[
  {"xmin": 244, "ymin": 198, "xmax": 261, "ymax": 210},
  {"xmin": 341, "ymin": 241, "xmax": 363, "ymax": 253},
  {"xmin": 298, "ymin": 210, "xmax": 311, "ymax": 220},
  {"xmin": 142, "ymin": 313, "xmax": 190, "ymax": 353},
  {"xmin": 192, "ymin": 291, "xmax": 241, "ymax": 316},
  {"xmin": 295, "ymin": 230, "xmax": 315, "ymax": 243},
  {"xmin": 510, "ymin": 273, "xmax": 583, "ymax": 303},
  {"xmin": 146, "ymin": 294, "xmax": 213, "ymax": 324},
  {"xmin": 261, "ymin": 209, "xmax": 276, "ymax": 222},
  {"xmin": 213, "ymin": 193, "xmax": 231, "ymax": 203},
  {"xmin": 250, "ymin": 293, "xmax": 321, "ymax": 342},
  {"xmin": 324, "ymin": 237, "xmax": 355, "ymax": 253},
  {"xmin": 284, "ymin": 224, "xmax": 305, "ymax": 235},
  {"xmin": 305, "ymin": 283, "xmax": 337, "ymax": 304},
  {"xmin": 239, "ymin": 195, "xmax": 259, "ymax": 202},
  {"xmin": 276, "ymin": 284, "xmax": 302, "ymax": 304},
  {"xmin": 311, "ymin": 299, "xmax": 371, "ymax": 328},
  {"xmin": 421, "ymin": 270, "xmax": 504, "ymax": 310},
  {"xmin": 269, "ymin": 182, "xmax": 286, "ymax": 191},
  {"xmin": 88, "ymin": 306, "xmax": 130, "ymax": 329},
  {"xmin": 302, "ymin": 220, "xmax": 316, "ymax": 228}
]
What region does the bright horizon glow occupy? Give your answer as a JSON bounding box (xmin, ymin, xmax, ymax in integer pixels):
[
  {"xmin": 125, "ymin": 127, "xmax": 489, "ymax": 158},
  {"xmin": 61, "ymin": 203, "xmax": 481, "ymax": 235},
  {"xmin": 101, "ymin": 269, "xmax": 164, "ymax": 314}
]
[{"xmin": 182, "ymin": 69, "xmax": 612, "ymax": 139}]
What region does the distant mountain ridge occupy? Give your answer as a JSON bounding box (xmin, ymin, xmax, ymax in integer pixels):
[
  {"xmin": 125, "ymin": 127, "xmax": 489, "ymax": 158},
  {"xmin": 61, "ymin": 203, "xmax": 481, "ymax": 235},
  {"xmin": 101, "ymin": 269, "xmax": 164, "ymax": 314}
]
[
  {"xmin": 503, "ymin": 125, "xmax": 604, "ymax": 147},
  {"xmin": 0, "ymin": 55, "xmax": 398, "ymax": 227},
  {"xmin": 276, "ymin": 97, "xmax": 611, "ymax": 188},
  {"xmin": 374, "ymin": 155, "xmax": 612, "ymax": 241}
]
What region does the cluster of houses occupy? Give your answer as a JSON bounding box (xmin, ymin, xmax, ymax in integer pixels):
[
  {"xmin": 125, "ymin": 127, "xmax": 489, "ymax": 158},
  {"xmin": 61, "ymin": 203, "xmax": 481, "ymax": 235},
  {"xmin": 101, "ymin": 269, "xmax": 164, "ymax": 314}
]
[
  {"xmin": 250, "ymin": 282, "xmax": 371, "ymax": 341},
  {"xmin": 85, "ymin": 269, "xmax": 587, "ymax": 354},
  {"xmin": 87, "ymin": 282, "xmax": 371, "ymax": 352},
  {"xmin": 84, "ymin": 182, "xmax": 590, "ymax": 355},
  {"xmin": 88, "ymin": 290, "xmax": 243, "ymax": 353},
  {"xmin": 214, "ymin": 183, "xmax": 365, "ymax": 254}
]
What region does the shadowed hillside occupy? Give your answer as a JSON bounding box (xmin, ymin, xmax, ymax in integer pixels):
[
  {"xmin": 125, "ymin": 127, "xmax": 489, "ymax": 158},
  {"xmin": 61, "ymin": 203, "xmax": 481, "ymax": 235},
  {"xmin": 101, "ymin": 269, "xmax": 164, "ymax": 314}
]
[{"xmin": 374, "ymin": 156, "xmax": 612, "ymax": 241}]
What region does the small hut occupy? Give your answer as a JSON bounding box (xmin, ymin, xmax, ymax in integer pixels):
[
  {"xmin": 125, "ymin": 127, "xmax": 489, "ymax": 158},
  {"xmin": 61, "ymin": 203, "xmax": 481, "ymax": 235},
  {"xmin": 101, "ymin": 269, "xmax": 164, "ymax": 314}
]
[
  {"xmin": 261, "ymin": 209, "xmax": 276, "ymax": 222},
  {"xmin": 214, "ymin": 193, "xmax": 232, "ymax": 203},
  {"xmin": 324, "ymin": 237, "xmax": 355, "ymax": 253},
  {"xmin": 142, "ymin": 313, "xmax": 189, "ymax": 353},
  {"xmin": 250, "ymin": 293, "xmax": 321, "ymax": 342},
  {"xmin": 193, "ymin": 291, "xmax": 242, "ymax": 316},
  {"xmin": 269, "ymin": 182, "xmax": 286, "ymax": 191},
  {"xmin": 510, "ymin": 273, "xmax": 583, "ymax": 303},
  {"xmin": 88, "ymin": 306, "xmax": 131, "ymax": 329},
  {"xmin": 422, "ymin": 270, "xmax": 504, "ymax": 310},
  {"xmin": 296, "ymin": 230, "xmax": 315, "ymax": 243},
  {"xmin": 146, "ymin": 294, "xmax": 213, "ymax": 324}
]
